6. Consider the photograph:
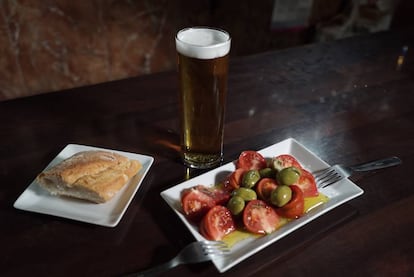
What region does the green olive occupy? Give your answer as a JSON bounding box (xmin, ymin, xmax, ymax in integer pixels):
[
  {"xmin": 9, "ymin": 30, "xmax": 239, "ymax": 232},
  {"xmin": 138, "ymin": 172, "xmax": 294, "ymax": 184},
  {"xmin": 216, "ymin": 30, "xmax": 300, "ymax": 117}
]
[
  {"xmin": 271, "ymin": 158, "xmax": 284, "ymax": 172},
  {"xmin": 270, "ymin": 185, "xmax": 292, "ymax": 207},
  {"xmin": 259, "ymin": 167, "xmax": 276, "ymax": 178},
  {"xmin": 227, "ymin": 196, "xmax": 245, "ymax": 215},
  {"xmin": 232, "ymin": 187, "xmax": 257, "ymax": 201},
  {"xmin": 242, "ymin": 170, "xmax": 261, "ymax": 188},
  {"xmin": 276, "ymin": 166, "xmax": 301, "ymax": 186}
]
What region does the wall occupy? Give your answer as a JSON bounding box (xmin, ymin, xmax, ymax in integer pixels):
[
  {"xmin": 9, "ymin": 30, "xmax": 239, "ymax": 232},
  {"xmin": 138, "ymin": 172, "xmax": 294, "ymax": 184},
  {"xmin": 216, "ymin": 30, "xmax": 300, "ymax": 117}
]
[
  {"xmin": 0, "ymin": 0, "xmax": 178, "ymax": 100},
  {"xmin": 0, "ymin": 0, "xmax": 405, "ymax": 101}
]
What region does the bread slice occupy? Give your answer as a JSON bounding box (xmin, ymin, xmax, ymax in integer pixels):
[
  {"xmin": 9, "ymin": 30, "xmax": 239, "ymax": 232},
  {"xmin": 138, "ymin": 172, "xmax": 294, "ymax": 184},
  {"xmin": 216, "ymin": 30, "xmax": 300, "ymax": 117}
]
[{"xmin": 36, "ymin": 150, "xmax": 142, "ymax": 203}]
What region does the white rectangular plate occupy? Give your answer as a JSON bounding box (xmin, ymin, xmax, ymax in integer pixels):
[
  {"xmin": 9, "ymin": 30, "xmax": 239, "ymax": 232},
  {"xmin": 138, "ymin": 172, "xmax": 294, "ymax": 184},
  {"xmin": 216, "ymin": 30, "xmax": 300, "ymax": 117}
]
[
  {"xmin": 160, "ymin": 138, "xmax": 364, "ymax": 272},
  {"xmin": 14, "ymin": 144, "xmax": 154, "ymax": 227}
]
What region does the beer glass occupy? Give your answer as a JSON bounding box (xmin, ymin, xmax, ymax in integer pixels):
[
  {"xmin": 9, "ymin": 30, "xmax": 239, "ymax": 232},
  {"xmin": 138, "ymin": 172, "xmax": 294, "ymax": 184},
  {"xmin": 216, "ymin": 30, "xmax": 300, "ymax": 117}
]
[{"xmin": 175, "ymin": 27, "xmax": 231, "ymax": 168}]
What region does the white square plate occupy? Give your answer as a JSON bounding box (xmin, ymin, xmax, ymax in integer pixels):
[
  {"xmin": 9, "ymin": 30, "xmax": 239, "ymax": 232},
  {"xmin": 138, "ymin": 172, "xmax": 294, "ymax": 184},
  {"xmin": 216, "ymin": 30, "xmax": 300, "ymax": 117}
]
[
  {"xmin": 14, "ymin": 144, "xmax": 154, "ymax": 227},
  {"xmin": 160, "ymin": 138, "xmax": 364, "ymax": 272}
]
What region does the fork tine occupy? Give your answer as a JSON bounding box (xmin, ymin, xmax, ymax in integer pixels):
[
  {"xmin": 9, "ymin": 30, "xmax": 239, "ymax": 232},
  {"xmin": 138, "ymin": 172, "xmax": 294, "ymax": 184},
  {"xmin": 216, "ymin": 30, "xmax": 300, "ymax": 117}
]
[
  {"xmin": 313, "ymin": 167, "xmax": 344, "ymax": 188},
  {"xmin": 201, "ymin": 240, "xmax": 226, "ymax": 246},
  {"xmin": 313, "ymin": 168, "xmax": 334, "ymax": 180},
  {"xmin": 318, "ymin": 174, "xmax": 342, "ymax": 188},
  {"xmin": 314, "ymin": 171, "xmax": 336, "ymax": 186},
  {"xmin": 314, "ymin": 156, "xmax": 402, "ymax": 189},
  {"xmin": 129, "ymin": 240, "xmax": 230, "ymax": 276},
  {"xmin": 201, "ymin": 241, "xmax": 230, "ymax": 255},
  {"xmin": 203, "ymin": 248, "xmax": 229, "ymax": 256},
  {"xmin": 316, "ymin": 170, "xmax": 337, "ymax": 182}
]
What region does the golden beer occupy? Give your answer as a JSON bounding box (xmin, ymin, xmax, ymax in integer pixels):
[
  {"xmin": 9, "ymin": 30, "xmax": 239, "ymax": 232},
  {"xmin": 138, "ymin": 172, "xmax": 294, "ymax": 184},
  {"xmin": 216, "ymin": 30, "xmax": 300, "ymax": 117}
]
[{"xmin": 176, "ymin": 27, "xmax": 231, "ymax": 168}]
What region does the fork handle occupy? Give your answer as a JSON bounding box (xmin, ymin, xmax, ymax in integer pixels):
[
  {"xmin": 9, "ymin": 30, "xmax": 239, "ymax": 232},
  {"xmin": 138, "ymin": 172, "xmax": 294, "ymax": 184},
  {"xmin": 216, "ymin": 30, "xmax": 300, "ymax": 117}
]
[
  {"xmin": 127, "ymin": 258, "xmax": 180, "ymax": 277},
  {"xmin": 349, "ymin": 156, "xmax": 402, "ymax": 172}
]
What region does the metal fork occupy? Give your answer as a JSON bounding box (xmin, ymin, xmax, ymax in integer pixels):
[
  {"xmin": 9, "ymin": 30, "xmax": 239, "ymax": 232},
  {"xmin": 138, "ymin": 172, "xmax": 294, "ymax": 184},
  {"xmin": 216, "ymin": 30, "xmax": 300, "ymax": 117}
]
[
  {"xmin": 126, "ymin": 240, "xmax": 230, "ymax": 276},
  {"xmin": 313, "ymin": 156, "xmax": 402, "ymax": 188}
]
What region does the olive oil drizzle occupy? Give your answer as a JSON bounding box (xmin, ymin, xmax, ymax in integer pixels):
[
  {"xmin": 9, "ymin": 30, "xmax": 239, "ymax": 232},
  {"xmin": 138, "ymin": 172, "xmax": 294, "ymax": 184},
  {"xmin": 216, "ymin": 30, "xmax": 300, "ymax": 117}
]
[{"xmin": 223, "ymin": 193, "xmax": 329, "ymax": 247}]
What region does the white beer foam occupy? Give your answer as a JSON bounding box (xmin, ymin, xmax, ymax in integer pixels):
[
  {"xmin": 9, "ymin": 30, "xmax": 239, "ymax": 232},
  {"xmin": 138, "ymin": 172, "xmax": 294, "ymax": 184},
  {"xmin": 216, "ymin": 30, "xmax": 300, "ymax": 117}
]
[{"xmin": 176, "ymin": 27, "xmax": 231, "ymax": 60}]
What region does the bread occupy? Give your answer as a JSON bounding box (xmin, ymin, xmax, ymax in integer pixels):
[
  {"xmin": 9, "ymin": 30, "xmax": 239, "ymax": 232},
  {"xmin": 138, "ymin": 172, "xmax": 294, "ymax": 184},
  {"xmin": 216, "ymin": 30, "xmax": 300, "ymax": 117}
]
[{"xmin": 36, "ymin": 150, "xmax": 142, "ymax": 203}]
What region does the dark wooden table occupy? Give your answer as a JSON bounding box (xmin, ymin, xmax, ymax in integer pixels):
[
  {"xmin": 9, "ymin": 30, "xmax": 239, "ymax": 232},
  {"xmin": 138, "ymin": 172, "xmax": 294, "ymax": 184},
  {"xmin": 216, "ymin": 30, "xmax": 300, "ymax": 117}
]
[{"xmin": 1, "ymin": 29, "xmax": 414, "ymax": 277}]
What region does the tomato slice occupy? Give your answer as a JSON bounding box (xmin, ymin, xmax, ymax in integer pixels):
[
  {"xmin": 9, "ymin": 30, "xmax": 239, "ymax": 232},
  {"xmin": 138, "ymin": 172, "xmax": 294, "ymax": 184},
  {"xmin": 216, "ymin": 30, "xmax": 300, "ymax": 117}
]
[
  {"xmin": 181, "ymin": 187, "xmax": 216, "ymax": 221},
  {"xmin": 275, "ymin": 185, "xmax": 305, "ymax": 219},
  {"xmin": 199, "ymin": 218, "xmax": 213, "ymax": 240},
  {"xmin": 295, "ymin": 169, "xmax": 319, "ymax": 197},
  {"xmin": 223, "ymin": 168, "xmax": 245, "ymax": 192},
  {"xmin": 237, "ymin": 151, "xmax": 267, "ymax": 171},
  {"xmin": 195, "ymin": 185, "xmax": 231, "ymax": 205},
  {"xmin": 243, "ymin": 200, "xmax": 280, "ymax": 234},
  {"xmin": 200, "ymin": 205, "xmax": 236, "ymax": 241},
  {"xmin": 272, "ymin": 154, "xmax": 302, "ymax": 171},
  {"xmin": 256, "ymin": 178, "xmax": 278, "ymax": 202}
]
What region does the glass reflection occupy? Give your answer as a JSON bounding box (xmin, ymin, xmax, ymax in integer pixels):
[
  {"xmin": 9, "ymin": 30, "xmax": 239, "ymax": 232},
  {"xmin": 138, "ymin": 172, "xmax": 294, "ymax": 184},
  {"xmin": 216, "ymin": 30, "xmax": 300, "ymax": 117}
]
[{"xmin": 396, "ymin": 45, "xmax": 408, "ymax": 71}]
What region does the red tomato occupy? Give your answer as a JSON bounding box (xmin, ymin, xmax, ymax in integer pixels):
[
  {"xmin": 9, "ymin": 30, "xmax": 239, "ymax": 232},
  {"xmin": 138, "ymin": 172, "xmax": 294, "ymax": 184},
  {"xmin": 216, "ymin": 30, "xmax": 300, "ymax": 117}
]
[
  {"xmin": 181, "ymin": 187, "xmax": 216, "ymax": 221},
  {"xmin": 200, "ymin": 205, "xmax": 236, "ymax": 241},
  {"xmin": 272, "ymin": 154, "xmax": 302, "ymax": 171},
  {"xmin": 275, "ymin": 185, "xmax": 305, "ymax": 219},
  {"xmin": 256, "ymin": 178, "xmax": 278, "ymax": 202},
  {"xmin": 195, "ymin": 185, "xmax": 231, "ymax": 205},
  {"xmin": 295, "ymin": 169, "xmax": 319, "ymax": 197},
  {"xmin": 199, "ymin": 218, "xmax": 211, "ymax": 240},
  {"xmin": 237, "ymin": 151, "xmax": 267, "ymax": 171},
  {"xmin": 223, "ymin": 168, "xmax": 245, "ymax": 192},
  {"xmin": 243, "ymin": 200, "xmax": 280, "ymax": 235}
]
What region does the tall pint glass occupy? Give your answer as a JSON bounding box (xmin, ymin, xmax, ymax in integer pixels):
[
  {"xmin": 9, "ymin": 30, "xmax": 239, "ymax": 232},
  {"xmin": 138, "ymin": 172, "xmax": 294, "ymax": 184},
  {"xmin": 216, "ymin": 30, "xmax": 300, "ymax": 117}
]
[{"xmin": 175, "ymin": 27, "xmax": 231, "ymax": 169}]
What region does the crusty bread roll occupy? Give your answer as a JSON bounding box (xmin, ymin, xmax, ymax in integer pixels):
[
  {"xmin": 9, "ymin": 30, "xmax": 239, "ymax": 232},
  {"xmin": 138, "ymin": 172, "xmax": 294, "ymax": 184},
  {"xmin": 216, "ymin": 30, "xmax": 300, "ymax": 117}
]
[{"xmin": 36, "ymin": 150, "xmax": 142, "ymax": 203}]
